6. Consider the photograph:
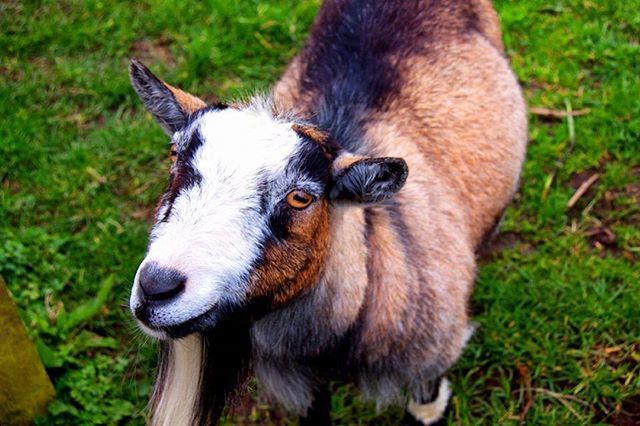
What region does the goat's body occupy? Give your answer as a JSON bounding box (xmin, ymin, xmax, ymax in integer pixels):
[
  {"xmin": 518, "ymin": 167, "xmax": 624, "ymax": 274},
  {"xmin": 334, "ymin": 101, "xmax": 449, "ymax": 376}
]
[{"xmin": 256, "ymin": 0, "xmax": 527, "ymax": 412}]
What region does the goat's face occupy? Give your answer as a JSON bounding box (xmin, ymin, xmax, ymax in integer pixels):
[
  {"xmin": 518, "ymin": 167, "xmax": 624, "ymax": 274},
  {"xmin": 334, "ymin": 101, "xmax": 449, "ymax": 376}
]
[{"xmin": 128, "ymin": 60, "xmax": 407, "ymax": 339}]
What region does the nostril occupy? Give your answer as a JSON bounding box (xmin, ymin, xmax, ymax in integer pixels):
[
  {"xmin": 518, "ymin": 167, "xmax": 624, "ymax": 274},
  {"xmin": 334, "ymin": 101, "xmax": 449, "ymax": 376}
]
[{"xmin": 138, "ymin": 262, "xmax": 187, "ymax": 302}]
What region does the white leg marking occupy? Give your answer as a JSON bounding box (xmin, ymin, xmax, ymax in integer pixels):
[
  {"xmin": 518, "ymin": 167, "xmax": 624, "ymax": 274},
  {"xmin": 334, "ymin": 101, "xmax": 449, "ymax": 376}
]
[
  {"xmin": 463, "ymin": 322, "xmax": 477, "ymax": 347},
  {"xmin": 407, "ymin": 378, "xmax": 451, "ymax": 425}
]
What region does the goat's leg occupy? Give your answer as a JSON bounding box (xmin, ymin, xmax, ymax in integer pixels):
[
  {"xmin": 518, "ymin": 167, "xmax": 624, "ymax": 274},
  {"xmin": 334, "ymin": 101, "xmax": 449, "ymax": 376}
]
[
  {"xmin": 299, "ymin": 383, "xmax": 332, "ymax": 426},
  {"xmin": 401, "ymin": 377, "xmax": 451, "ymax": 426}
]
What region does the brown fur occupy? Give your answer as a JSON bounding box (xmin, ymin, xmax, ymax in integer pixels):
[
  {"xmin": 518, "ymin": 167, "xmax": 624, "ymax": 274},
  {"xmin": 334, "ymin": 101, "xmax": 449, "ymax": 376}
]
[
  {"xmin": 272, "ymin": 57, "xmax": 305, "ymax": 114},
  {"xmin": 372, "ymin": 34, "xmax": 526, "ymax": 246},
  {"xmin": 291, "ymin": 123, "xmax": 330, "ymax": 145},
  {"xmin": 249, "ymin": 200, "xmax": 331, "ymax": 307},
  {"xmin": 359, "ymin": 206, "xmax": 415, "ymax": 361},
  {"xmin": 166, "ymin": 83, "xmax": 206, "ymax": 114},
  {"xmin": 471, "ymin": 0, "xmax": 504, "ymax": 53}
]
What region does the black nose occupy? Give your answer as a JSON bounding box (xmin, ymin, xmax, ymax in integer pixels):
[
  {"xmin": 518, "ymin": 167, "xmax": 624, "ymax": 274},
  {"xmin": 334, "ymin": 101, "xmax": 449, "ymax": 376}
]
[{"xmin": 138, "ymin": 262, "xmax": 186, "ymax": 302}]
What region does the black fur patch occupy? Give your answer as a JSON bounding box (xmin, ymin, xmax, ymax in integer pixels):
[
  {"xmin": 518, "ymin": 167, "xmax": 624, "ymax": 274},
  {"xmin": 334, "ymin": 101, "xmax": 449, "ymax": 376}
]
[
  {"xmin": 186, "ymin": 103, "xmax": 229, "ymax": 123},
  {"xmin": 286, "ymin": 134, "xmax": 334, "ymax": 185},
  {"xmin": 329, "ymin": 157, "xmax": 408, "ymax": 203},
  {"xmin": 268, "ymin": 203, "xmax": 292, "ymax": 241},
  {"xmin": 299, "ymin": 384, "xmax": 332, "ymax": 426},
  {"xmin": 295, "ymin": 0, "xmax": 482, "ymax": 152},
  {"xmin": 129, "ymin": 59, "xmax": 188, "ymax": 135},
  {"xmin": 193, "ymin": 314, "xmax": 252, "ymax": 426},
  {"xmin": 157, "ymin": 129, "xmax": 205, "ymax": 222}
]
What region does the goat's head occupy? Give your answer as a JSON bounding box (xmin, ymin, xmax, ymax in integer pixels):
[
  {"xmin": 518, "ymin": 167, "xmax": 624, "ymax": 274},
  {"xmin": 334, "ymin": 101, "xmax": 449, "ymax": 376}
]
[{"xmin": 128, "ymin": 60, "xmax": 408, "ymax": 339}]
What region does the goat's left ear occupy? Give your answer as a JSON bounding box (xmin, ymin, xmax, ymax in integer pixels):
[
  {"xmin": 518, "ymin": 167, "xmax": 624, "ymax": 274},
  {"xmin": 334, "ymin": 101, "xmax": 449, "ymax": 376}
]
[
  {"xmin": 129, "ymin": 59, "xmax": 206, "ymax": 135},
  {"xmin": 330, "ymin": 155, "xmax": 408, "ymax": 203}
]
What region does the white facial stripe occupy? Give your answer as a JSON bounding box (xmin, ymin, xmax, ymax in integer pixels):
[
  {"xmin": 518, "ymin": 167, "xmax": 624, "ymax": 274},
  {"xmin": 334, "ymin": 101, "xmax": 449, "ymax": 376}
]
[{"xmin": 131, "ymin": 105, "xmax": 304, "ymax": 330}]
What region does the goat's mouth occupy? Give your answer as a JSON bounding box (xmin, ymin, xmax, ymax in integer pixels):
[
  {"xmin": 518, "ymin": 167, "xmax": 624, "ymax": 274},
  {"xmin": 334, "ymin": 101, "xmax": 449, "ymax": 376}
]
[
  {"xmin": 129, "ymin": 264, "xmax": 251, "ymax": 339},
  {"xmin": 133, "ymin": 302, "xmax": 230, "ymax": 339},
  {"xmin": 133, "ymin": 294, "xmax": 273, "ymax": 340},
  {"xmin": 162, "ymin": 309, "xmax": 223, "ymax": 339}
]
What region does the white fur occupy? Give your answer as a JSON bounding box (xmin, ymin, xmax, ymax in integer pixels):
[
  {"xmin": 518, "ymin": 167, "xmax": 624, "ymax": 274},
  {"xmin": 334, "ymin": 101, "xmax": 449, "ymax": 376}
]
[
  {"xmin": 152, "ymin": 335, "xmax": 202, "ymax": 426},
  {"xmin": 407, "ymin": 379, "xmax": 451, "ymax": 425},
  {"xmin": 463, "ymin": 323, "xmax": 476, "ymax": 347},
  {"xmin": 130, "ymin": 105, "xmax": 303, "ymax": 331}
]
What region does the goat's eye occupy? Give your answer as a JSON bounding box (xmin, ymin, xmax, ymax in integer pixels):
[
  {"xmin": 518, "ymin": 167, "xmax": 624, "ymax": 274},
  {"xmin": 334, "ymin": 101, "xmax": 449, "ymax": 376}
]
[
  {"xmin": 169, "ymin": 143, "xmax": 177, "ymax": 163},
  {"xmin": 286, "ymin": 190, "xmax": 314, "ymax": 210}
]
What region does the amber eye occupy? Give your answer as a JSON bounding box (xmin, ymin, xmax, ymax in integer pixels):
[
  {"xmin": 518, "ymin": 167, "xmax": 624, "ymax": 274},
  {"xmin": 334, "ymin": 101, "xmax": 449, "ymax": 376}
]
[
  {"xmin": 286, "ymin": 190, "xmax": 314, "ymax": 209},
  {"xmin": 169, "ymin": 143, "xmax": 177, "ymax": 163}
]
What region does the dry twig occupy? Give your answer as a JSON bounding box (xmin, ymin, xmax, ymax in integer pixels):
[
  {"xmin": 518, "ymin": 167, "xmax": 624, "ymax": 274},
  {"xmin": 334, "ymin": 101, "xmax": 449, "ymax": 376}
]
[
  {"xmin": 530, "ymin": 107, "xmax": 591, "ymax": 118},
  {"xmin": 567, "ymin": 173, "xmax": 600, "ymax": 208},
  {"xmin": 516, "ymin": 362, "xmax": 534, "ymax": 425}
]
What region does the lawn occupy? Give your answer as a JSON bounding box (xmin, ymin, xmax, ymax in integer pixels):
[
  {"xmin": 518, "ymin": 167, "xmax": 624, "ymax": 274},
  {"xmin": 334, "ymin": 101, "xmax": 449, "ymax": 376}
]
[{"xmin": 1, "ymin": 0, "xmax": 638, "ymax": 424}]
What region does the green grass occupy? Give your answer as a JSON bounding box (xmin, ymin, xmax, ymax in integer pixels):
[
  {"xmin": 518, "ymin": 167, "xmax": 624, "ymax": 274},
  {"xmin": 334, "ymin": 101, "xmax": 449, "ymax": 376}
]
[{"xmin": 1, "ymin": 0, "xmax": 638, "ymax": 424}]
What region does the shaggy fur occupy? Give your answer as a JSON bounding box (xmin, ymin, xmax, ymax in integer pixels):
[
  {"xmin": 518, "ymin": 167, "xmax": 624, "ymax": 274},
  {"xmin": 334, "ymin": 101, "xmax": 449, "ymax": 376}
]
[{"xmin": 128, "ymin": 0, "xmax": 527, "ymax": 424}]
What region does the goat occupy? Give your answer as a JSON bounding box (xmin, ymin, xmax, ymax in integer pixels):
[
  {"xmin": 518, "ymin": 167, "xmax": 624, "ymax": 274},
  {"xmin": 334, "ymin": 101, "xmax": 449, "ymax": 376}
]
[{"xmin": 128, "ymin": 0, "xmax": 527, "ymax": 424}]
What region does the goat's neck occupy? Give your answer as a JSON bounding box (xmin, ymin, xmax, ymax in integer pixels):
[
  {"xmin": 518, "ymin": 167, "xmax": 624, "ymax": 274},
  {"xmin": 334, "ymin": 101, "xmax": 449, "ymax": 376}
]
[{"xmin": 314, "ymin": 204, "xmax": 369, "ymax": 332}]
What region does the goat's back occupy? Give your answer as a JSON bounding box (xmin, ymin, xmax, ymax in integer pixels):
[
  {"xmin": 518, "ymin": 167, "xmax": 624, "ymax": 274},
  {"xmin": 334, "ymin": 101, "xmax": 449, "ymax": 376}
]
[{"xmin": 275, "ymin": 0, "xmax": 526, "ymax": 244}]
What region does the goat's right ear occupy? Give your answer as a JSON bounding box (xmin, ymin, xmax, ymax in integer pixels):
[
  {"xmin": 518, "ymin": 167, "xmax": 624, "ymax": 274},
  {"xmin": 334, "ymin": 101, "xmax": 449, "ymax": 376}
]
[
  {"xmin": 129, "ymin": 59, "xmax": 206, "ymax": 135},
  {"xmin": 330, "ymin": 154, "xmax": 408, "ymax": 204}
]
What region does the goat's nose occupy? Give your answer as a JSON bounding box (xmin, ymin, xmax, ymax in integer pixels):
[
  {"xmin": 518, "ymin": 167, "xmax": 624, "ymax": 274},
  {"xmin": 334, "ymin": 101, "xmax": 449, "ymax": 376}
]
[{"xmin": 138, "ymin": 262, "xmax": 186, "ymax": 302}]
